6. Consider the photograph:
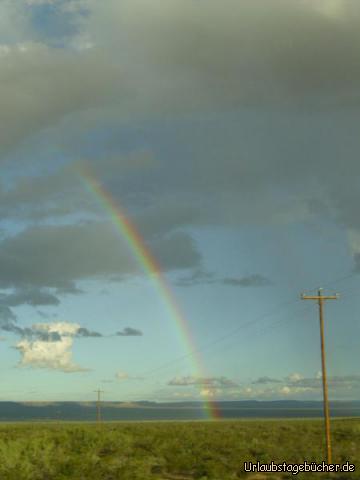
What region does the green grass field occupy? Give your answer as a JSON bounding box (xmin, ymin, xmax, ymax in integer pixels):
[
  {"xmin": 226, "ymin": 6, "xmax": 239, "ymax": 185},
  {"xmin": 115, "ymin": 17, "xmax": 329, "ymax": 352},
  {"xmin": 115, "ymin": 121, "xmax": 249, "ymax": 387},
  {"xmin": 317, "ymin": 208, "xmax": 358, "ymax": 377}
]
[{"xmin": 0, "ymin": 418, "xmax": 358, "ymax": 479}]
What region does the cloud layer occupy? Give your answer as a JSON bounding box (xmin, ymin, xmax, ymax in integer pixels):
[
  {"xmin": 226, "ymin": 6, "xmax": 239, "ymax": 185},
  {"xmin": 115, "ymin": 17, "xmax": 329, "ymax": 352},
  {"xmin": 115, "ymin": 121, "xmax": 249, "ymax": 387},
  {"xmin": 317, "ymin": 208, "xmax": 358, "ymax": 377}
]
[
  {"xmin": 166, "ymin": 372, "xmax": 360, "ymax": 400},
  {"xmin": 2, "ymin": 0, "xmax": 360, "ymax": 160},
  {"xmin": 168, "ymin": 376, "xmax": 238, "ymax": 388}
]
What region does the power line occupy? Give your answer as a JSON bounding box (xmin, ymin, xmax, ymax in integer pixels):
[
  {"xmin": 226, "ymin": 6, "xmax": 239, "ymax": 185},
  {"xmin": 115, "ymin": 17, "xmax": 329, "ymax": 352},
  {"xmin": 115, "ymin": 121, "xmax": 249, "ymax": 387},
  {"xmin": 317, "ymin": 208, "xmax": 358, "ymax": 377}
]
[
  {"xmin": 133, "ymin": 271, "xmax": 357, "ymax": 382},
  {"xmin": 199, "ymin": 304, "xmax": 315, "ymax": 361},
  {"xmin": 141, "ymin": 298, "xmax": 300, "ymax": 377},
  {"xmin": 126, "ymin": 306, "xmax": 316, "ymax": 400},
  {"xmin": 143, "ymin": 302, "xmax": 315, "ymax": 379},
  {"xmin": 306, "ymin": 272, "xmax": 356, "ymax": 294}
]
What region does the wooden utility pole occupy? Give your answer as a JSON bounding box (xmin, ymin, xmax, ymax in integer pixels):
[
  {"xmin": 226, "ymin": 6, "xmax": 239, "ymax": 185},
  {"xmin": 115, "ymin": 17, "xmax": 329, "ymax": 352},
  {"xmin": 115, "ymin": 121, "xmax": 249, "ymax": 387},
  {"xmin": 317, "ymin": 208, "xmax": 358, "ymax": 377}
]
[
  {"xmin": 301, "ymin": 288, "xmax": 338, "ymax": 464},
  {"xmin": 94, "ymin": 389, "xmax": 104, "ymax": 423}
]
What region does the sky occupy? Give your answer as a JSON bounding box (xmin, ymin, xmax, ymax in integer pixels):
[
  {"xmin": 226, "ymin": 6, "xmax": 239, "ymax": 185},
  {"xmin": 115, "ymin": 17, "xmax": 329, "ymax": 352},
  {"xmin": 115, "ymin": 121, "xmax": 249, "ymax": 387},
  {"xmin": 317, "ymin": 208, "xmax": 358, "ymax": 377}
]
[{"xmin": 0, "ymin": 0, "xmax": 359, "ymax": 403}]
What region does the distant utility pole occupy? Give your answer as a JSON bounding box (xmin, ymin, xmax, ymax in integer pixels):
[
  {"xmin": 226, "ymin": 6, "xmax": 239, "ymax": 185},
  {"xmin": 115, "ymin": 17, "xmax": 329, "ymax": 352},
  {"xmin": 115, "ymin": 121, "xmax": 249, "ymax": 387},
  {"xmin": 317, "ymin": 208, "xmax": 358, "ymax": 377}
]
[
  {"xmin": 94, "ymin": 389, "xmax": 104, "ymax": 423},
  {"xmin": 301, "ymin": 288, "xmax": 339, "ymax": 464}
]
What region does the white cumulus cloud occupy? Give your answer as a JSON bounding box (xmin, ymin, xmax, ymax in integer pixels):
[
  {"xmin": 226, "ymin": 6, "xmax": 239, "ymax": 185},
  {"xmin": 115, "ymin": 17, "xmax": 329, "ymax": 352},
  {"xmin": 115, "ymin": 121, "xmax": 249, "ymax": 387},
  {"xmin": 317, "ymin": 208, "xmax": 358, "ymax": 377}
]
[
  {"xmin": 287, "ymin": 372, "xmax": 304, "ymax": 383},
  {"xmin": 32, "ymin": 322, "xmax": 80, "ymax": 336},
  {"xmin": 15, "ymin": 322, "xmax": 87, "ymax": 372}
]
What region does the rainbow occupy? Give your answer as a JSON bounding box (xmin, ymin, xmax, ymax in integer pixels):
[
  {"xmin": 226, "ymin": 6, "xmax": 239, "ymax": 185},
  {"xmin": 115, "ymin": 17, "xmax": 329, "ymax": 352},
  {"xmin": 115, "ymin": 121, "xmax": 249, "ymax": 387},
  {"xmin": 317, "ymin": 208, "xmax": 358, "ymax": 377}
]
[{"xmin": 78, "ymin": 165, "xmax": 219, "ymax": 419}]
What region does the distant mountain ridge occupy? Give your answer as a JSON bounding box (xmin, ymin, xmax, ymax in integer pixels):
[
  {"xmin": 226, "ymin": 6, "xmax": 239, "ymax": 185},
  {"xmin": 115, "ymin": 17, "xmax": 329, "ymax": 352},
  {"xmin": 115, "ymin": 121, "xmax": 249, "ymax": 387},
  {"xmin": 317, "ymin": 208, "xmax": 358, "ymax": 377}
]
[{"xmin": 0, "ymin": 400, "xmax": 359, "ymax": 421}]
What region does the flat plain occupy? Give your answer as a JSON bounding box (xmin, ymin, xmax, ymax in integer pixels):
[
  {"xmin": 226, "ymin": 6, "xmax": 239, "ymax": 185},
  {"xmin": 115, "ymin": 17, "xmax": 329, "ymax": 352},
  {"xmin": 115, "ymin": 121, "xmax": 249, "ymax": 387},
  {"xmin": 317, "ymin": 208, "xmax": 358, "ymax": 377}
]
[{"xmin": 0, "ymin": 418, "xmax": 358, "ymax": 480}]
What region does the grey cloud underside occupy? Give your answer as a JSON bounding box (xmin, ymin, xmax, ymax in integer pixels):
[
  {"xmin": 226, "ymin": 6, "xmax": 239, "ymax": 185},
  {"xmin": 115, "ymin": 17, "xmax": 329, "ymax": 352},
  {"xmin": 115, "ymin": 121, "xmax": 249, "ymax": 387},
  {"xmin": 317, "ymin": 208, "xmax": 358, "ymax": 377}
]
[
  {"xmin": 0, "ymin": 316, "xmax": 61, "ymax": 342},
  {"xmin": 76, "ymin": 327, "xmax": 102, "ymax": 338},
  {"xmin": 0, "ymin": 318, "xmax": 97, "ymax": 342},
  {"xmin": 0, "ymin": 288, "xmax": 60, "ymax": 307},
  {"xmin": 0, "ymin": 305, "xmax": 102, "ymax": 341},
  {"xmin": 0, "ymin": 222, "xmax": 200, "ymax": 291},
  {"xmin": 0, "ymin": 305, "xmax": 16, "ymax": 322},
  {"xmin": 5, "ymin": 107, "xmax": 360, "ymax": 237},
  {"xmin": 117, "ymin": 327, "xmax": 143, "ymax": 337},
  {"xmin": 35, "ymin": 310, "xmax": 56, "ymax": 319},
  {"xmin": 252, "ymin": 376, "xmax": 282, "ymax": 385},
  {"xmin": 222, "ymin": 275, "xmax": 272, "ymax": 287},
  {"xmin": 1, "ymin": 322, "xmax": 103, "ymax": 341},
  {"xmin": 175, "ymin": 270, "xmax": 271, "ymax": 288},
  {"xmin": 0, "ymin": 156, "xmax": 207, "ymax": 238},
  {"xmin": 174, "ymin": 269, "xmax": 216, "ymax": 287}
]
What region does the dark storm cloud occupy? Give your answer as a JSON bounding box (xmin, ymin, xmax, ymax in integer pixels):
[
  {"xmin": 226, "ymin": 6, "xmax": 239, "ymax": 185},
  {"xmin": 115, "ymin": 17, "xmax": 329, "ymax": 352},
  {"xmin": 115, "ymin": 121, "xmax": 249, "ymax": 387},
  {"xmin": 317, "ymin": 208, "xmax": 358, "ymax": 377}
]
[
  {"xmin": 116, "ymin": 327, "xmax": 143, "ymax": 337},
  {"xmin": 1, "ymin": 0, "xmax": 360, "ymax": 278},
  {"xmin": 150, "ymin": 232, "xmax": 201, "ymax": 271},
  {"xmin": 0, "ymin": 42, "xmax": 125, "ymax": 156},
  {"xmin": 55, "ymin": 283, "xmax": 84, "ymax": 296},
  {"xmin": 135, "ymin": 202, "xmax": 205, "ymax": 238},
  {"xmin": 0, "ymin": 292, "xmax": 108, "ymax": 342},
  {"xmin": 175, "ymin": 270, "xmax": 271, "ymax": 288},
  {"xmin": 0, "ymin": 311, "xmax": 61, "ymax": 342},
  {"xmin": 2, "ymin": 0, "xmax": 360, "ymax": 158},
  {"xmin": 0, "ymin": 319, "xmax": 32, "ymax": 338},
  {"xmin": 76, "ymin": 327, "xmax": 102, "ymax": 338},
  {"xmin": 84, "ymin": 0, "xmax": 360, "ymax": 248},
  {"xmin": 89, "ymin": 0, "xmax": 360, "ymax": 110},
  {"xmin": 0, "ymin": 305, "xmax": 16, "ymax": 322},
  {"xmin": 174, "ymin": 269, "xmax": 216, "ymax": 287},
  {"xmin": 223, "ymin": 275, "xmax": 272, "ymax": 287},
  {"xmin": 1, "ymin": 288, "xmax": 60, "ymax": 307},
  {"xmin": 0, "ymin": 313, "xmax": 105, "ymax": 342},
  {"xmin": 0, "ymin": 165, "xmax": 81, "ymax": 219},
  {"xmin": 0, "ymin": 153, "xmax": 157, "ymax": 221},
  {"xmin": 0, "ymin": 222, "xmax": 201, "ymax": 290}
]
